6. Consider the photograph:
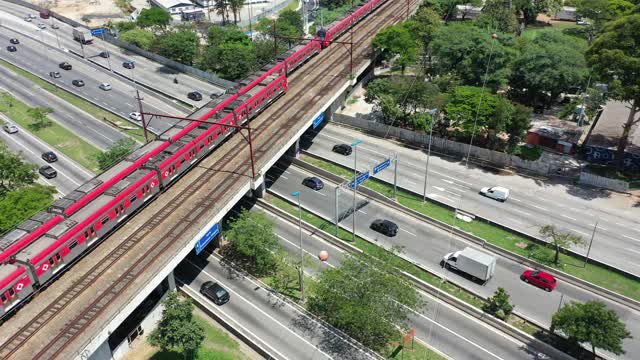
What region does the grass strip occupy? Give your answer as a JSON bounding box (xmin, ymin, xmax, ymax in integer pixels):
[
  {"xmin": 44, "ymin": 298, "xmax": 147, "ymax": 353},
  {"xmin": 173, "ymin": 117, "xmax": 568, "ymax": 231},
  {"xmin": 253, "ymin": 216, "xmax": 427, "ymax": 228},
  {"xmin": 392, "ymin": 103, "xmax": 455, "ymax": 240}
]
[
  {"xmin": 301, "ymin": 154, "xmax": 640, "ymax": 301},
  {"xmin": 0, "ymin": 92, "xmax": 101, "ymax": 172},
  {"xmin": 0, "ymin": 59, "xmax": 148, "ymax": 143},
  {"xmin": 387, "ymin": 341, "xmax": 447, "ymax": 360}
]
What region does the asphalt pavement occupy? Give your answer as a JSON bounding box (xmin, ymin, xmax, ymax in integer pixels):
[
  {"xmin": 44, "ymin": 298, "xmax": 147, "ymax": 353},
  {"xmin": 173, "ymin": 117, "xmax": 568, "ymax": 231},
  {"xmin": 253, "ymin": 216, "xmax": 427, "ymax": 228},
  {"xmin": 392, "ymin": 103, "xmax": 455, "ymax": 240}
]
[
  {"xmin": 252, "ymin": 204, "xmax": 549, "ymax": 360},
  {"xmin": 303, "ymin": 124, "xmax": 640, "ymax": 276},
  {"xmin": 267, "ymin": 163, "xmax": 640, "ymax": 360},
  {"xmin": 0, "ymin": 25, "xmax": 187, "ymax": 134},
  {"xmin": 0, "ymin": 64, "xmax": 127, "ymax": 150},
  {"xmin": 0, "ymin": 2, "xmax": 229, "ymax": 105},
  {"xmin": 0, "ymin": 114, "xmax": 93, "ymax": 195}
]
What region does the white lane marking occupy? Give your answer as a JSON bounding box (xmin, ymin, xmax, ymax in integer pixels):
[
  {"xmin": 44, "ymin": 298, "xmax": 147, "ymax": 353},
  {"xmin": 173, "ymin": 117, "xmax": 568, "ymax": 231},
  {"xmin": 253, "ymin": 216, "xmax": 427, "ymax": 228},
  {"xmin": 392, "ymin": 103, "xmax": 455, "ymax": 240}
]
[
  {"xmin": 433, "ymin": 186, "xmax": 461, "ymax": 197},
  {"xmin": 505, "ymin": 217, "xmax": 524, "ymax": 225},
  {"xmin": 276, "ymin": 234, "xmax": 336, "ymax": 269},
  {"xmin": 571, "ymin": 229, "xmax": 590, "ymax": 236},
  {"xmin": 400, "ymin": 228, "xmax": 417, "ymax": 237},
  {"xmin": 623, "ymin": 235, "xmax": 640, "ymax": 243},
  {"xmin": 537, "ymin": 198, "xmax": 552, "ymax": 202},
  {"xmin": 430, "ymin": 170, "xmax": 474, "ymax": 186},
  {"xmin": 357, "ymin": 209, "xmax": 367, "ymax": 214},
  {"xmin": 448, "ymin": 185, "xmax": 469, "ymax": 193},
  {"xmin": 315, "ymin": 191, "xmax": 327, "ymax": 197},
  {"xmin": 561, "ymin": 215, "xmax": 577, "ymax": 221},
  {"xmin": 510, "ymin": 208, "xmax": 532, "ymax": 216},
  {"xmin": 509, "ymin": 197, "xmax": 522, "ymax": 202},
  {"xmin": 597, "ymin": 226, "xmax": 608, "ymax": 231},
  {"xmin": 442, "ymin": 179, "xmax": 471, "ymax": 190},
  {"xmin": 530, "ymin": 204, "xmax": 548, "ymax": 211},
  {"xmin": 406, "ymin": 180, "xmax": 417, "ymax": 185}
]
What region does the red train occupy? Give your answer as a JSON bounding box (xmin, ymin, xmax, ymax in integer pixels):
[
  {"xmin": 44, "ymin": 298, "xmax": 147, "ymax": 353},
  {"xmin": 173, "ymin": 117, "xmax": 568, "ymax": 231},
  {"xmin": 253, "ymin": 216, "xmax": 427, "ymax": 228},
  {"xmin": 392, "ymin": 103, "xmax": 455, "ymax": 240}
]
[{"xmin": 0, "ymin": 0, "xmax": 388, "ymax": 319}]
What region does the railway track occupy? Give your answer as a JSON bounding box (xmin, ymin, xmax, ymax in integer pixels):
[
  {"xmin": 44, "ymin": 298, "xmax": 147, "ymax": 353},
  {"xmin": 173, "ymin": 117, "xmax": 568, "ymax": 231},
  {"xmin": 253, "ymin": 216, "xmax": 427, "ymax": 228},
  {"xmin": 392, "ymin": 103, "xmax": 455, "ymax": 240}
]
[{"xmin": 0, "ymin": 1, "xmax": 420, "ymax": 358}]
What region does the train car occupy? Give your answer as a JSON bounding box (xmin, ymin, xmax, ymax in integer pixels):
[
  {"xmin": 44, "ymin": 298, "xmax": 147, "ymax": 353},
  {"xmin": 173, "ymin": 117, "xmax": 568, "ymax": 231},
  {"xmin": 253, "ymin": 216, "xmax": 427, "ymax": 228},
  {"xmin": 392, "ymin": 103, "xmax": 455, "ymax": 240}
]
[
  {"xmin": 0, "ymin": 213, "xmax": 62, "ymax": 264},
  {"xmin": 0, "ymin": 264, "xmax": 33, "ymax": 316},
  {"xmin": 318, "ymin": 0, "xmax": 387, "ymax": 48}
]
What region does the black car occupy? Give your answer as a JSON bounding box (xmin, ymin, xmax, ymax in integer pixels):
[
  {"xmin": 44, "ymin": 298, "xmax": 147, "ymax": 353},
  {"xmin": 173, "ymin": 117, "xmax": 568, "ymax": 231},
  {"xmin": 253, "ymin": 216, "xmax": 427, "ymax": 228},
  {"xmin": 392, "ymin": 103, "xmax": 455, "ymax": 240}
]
[
  {"xmin": 9, "ymin": 38, "xmax": 19, "ymax": 44},
  {"xmin": 42, "ymin": 151, "xmax": 58, "ymax": 163},
  {"xmin": 59, "ymin": 62, "xmax": 72, "ymax": 70},
  {"xmin": 99, "ymin": 51, "xmax": 110, "ymax": 58},
  {"xmin": 39, "ymin": 165, "xmax": 57, "ymax": 179},
  {"xmin": 6, "ymin": 46, "xmax": 17, "ymax": 52},
  {"xmin": 72, "ymin": 79, "xmax": 85, "ymax": 87},
  {"xmin": 302, "ymin": 177, "xmax": 324, "ymax": 191},
  {"xmin": 332, "ymin": 143, "xmax": 352, "ymax": 156},
  {"xmin": 49, "ymin": 71, "xmax": 61, "ymax": 79},
  {"xmin": 188, "ymin": 91, "xmax": 203, "ymax": 101},
  {"xmin": 370, "ymin": 219, "xmax": 399, "ymax": 237},
  {"xmin": 200, "ymin": 281, "xmax": 230, "ymax": 305},
  {"xmin": 122, "ymin": 61, "xmax": 135, "ymax": 69}
]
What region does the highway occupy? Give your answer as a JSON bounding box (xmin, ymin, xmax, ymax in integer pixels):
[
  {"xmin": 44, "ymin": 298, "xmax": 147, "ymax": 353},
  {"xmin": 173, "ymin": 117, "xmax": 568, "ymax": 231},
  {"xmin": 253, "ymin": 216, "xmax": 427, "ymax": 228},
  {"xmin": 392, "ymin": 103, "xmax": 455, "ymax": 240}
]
[
  {"xmin": 0, "ymin": 25, "xmax": 186, "ymax": 134},
  {"xmin": 0, "ymin": 64, "xmax": 128, "ymax": 149},
  {"xmin": 303, "ymin": 124, "xmax": 640, "ymax": 276},
  {"xmin": 0, "ymin": 1, "xmax": 229, "ymax": 106},
  {"xmin": 267, "ymin": 162, "xmax": 640, "ymax": 360},
  {"xmin": 250, "ymin": 204, "xmax": 549, "ymax": 360},
  {"xmin": 0, "ymin": 115, "xmax": 93, "ymax": 195}
]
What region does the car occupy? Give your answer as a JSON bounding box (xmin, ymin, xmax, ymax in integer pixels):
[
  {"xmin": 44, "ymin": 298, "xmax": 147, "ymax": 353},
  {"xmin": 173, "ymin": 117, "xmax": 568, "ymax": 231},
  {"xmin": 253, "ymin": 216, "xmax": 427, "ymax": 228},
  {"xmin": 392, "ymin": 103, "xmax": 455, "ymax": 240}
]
[
  {"xmin": 23, "ymin": 16, "xmax": 32, "ymax": 22},
  {"xmin": 99, "ymin": 51, "xmax": 110, "ymax": 58},
  {"xmin": 3, "ymin": 124, "xmax": 18, "ymax": 134},
  {"xmin": 6, "ymin": 46, "xmax": 17, "ymax": 52},
  {"xmin": 42, "ymin": 151, "xmax": 58, "ymax": 163},
  {"xmin": 72, "ymin": 79, "xmax": 85, "ymax": 87},
  {"xmin": 576, "ymin": 19, "xmax": 590, "ymax": 26},
  {"xmin": 51, "ymin": 23, "xmax": 59, "ymax": 29},
  {"xmin": 39, "ymin": 165, "xmax": 57, "ymax": 179},
  {"xmin": 370, "ymin": 219, "xmax": 398, "ymax": 237},
  {"xmin": 332, "ymin": 143, "xmax": 352, "ymax": 156},
  {"xmin": 200, "ymin": 281, "xmax": 230, "ymax": 305},
  {"xmin": 9, "ymin": 38, "xmax": 19, "ymax": 44},
  {"xmin": 99, "ymin": 83, "xmax": 112, "ymax": 91},
  {"xmin": 29, "ymin": 14, "xmax": 37, "ymax": 19},
  {"xmin": 302, "ymin": 177, "xmax": 324, "ymax": 190},
  {"xmin": 187, "ymin": 91, "xmax": 203, "ymax": 101},
  {"xmin": 49, "ymin": 71, "xmax": 61, "ymax": 79},
  {"xmin": 37, "ymin": 23, "xmax": 46, "ymax": 29},
  {"xmin": 59, "ymin": 62, "xmax": 72, "ymax": 70},
  {"xmin": 122, "ymin": 61, "xmax": 135, "ymax": 69},
  {"xmin": 129, "ymin": 112, "xmax": 142, "ymax": 121},
  {"xmin": 521, "ymin": 270, "xmax": 557, "ymax": 292},
  {"xmin": 479, "ymin": 186, "xmax": 510, "ymax": 202}
]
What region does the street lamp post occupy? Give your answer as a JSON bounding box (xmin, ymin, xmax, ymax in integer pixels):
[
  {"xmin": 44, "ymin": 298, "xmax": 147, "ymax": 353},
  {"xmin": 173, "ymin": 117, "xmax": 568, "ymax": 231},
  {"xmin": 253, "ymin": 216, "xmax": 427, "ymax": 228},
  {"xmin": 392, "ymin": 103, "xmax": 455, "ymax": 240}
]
[
  {"xmin": 335, "ymin": 185, "xmax": 340, "ymax": 236},
  {"xmin": 292, "ymin": 191, "xmax": 304, "ymax": 299},
  {"xmin": 584, "ymin": 219, "xmax": 598, "ymax": 267},
  {"xmin": 351, "ymin": 139, "xmax": 362, "ymax": 241},
  {"xmin": 423, "ymin": 109, "xmax": 438, "ymax": 202}
]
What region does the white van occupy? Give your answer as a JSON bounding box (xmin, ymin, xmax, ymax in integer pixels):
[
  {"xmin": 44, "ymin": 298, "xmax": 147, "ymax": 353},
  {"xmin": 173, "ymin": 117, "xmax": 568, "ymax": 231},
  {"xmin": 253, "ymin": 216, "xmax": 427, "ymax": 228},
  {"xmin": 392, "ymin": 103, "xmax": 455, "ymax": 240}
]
[{"xmin": 480, "ymin": 186, "xmax": 510, "ymax": 202}]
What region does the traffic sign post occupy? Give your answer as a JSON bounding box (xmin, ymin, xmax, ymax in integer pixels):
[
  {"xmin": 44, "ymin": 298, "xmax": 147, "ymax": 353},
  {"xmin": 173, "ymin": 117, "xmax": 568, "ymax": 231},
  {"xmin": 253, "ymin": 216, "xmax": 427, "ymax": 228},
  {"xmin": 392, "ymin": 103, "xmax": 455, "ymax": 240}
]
[
  {"xmin": 195, "ymin": 223, "xmax": 220, "ymax": 255},
  {"xmin": 312, "ymin": 112, "xmax": 325, "ymax": 129},
  {"xmin": 348, "ymin": 171, "xmax": 369, "ymax": 189},
  {"xmin": 90, "ymin": 27, "xmax": 105, "ymax": 36},
  {"xmin": 373, "ymin": 158, "xmax": 390, "ymax": 175}
]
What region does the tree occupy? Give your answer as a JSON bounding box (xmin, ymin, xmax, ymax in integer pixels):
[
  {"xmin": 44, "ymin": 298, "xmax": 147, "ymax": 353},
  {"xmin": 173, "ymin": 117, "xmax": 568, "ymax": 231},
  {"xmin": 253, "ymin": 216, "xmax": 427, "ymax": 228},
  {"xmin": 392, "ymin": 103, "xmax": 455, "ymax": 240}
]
[
  {"xmin": 586, "ymin": 15, "xmax": 640, "ymax": 170},
  {"xmin": 27, "ymin": 107, "xmax": 53, "ymax": 131},
  {"xmin": 119, "ymin": 29, "xmax": 155, "ymax": 50},
  {"xmin": 148, "ymin": 291, "xmax": 205, "ymax": 359},
  {"xmin": 477, "ymin": 0, "xmax": 520, "ymax": 34},
  {"xmin": 0, "ymin": 144, "xmax": 38, "ymax": 195},
  {"xmin": 405, "ymin": 5, "xmax": 441, "ymax": 70},
  {"xmin": 114, "ymin": 20, "xmax": 137, "ymax": 33},
  {"xmin": 95, "ymin": 138, "xmax": 136, "ymax": 171},
  {"xmin": 539, "ymin": 224, "xmax": 587, "ymax": 265},
  {"xmin": 510, "ymin": 30, "xmax": 588, "ymax": 107},
  {"xmin": 153, "ymin": 30, "xmax": 200, "ymax": 65},
  {"xmin": 513, "ymin": 0, "xmax": 563, "ymax": 25},
  {"xmin": 430, "ymin": 23, "xmax": 515, "ymax": 89},
  {"xmin": 444, "ymin": 86, "xmax": 511, "ymax": 138},
  {"xmin": 425, "ymin": 0, "xmax": 482, "ymax": 22},
  {"xmin": 505, "ymin": 104, "xmax": 533, "ymax": 151},
  {"xmin": 224, "ymin": 209, "xmax": 280, "ymax": 276},
  {"xmin": 0, "ymin": 184, "xmax": 55, "ymax": 233},
  {"xmin": 137, "ymin": 7, "xmax": 172, "ymax": 31},
  {"xmin": 307, "ymin": 248, "xmax": 425, "ymax": 351},
  {"xmin": 552, "ymin": 301, "xmax": 631, "ymax": 357},
  {"xmin": 214, "ymin": 0, "xmax": 230, "ymax": 25},
  {"xmin": 482, "ymin": 287, "xmax": 514, "ymax": 320},
  {"xmin": 228, "ymin": 0, "xmax": 245, "ymax": 24},
  {"xmin": 373, "ymin": 23, "xmax": 418, "ymax": 73},
  {"xmin": 576, "ymin": 0, "xmax": 635, "ymax": 31}
]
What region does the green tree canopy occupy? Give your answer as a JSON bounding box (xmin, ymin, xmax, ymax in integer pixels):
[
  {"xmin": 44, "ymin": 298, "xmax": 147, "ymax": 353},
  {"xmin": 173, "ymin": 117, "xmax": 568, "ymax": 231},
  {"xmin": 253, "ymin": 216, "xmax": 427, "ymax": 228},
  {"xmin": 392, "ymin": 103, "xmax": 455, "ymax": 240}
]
[
  {"xmin": 373, "ymin": 23, "xmax": 418, "ymax": 72},
  {"xmin": 586, "ymin": 14, "xmax": 640, "ymax": 169},
  {"xmin": 0, "ymin": 184, "xmax": 55, "ymax": 233},
  {"xmin": 552, "ymin": 301, "xmax": 631, "ymax": 357},
  {"xmin": 477, "ymin": 0, "xmax": 520, "ymax": 34},
  {"xmin": 430, "ymin": 23, "xmax": 515, "ymax": 90},
  {"xmin": 510, "ymin": 30, "xmax": 588, "ymax": 107},
  {"xmin": 153, "ymin": 29, "xmax": 200, "ymax": 65},
  {"xmin": 224, "ymin": 209, "xmax": 280, "ymax": 276},
  {"xmin": 424, "ymin": 0, "xmax": 482, "ymax": 22},
  {"xmin": 0, "ymin": 144, "xmax": 38, "ymax": 195},
  {"xmin": 513, "ymin": 0, "xmax": 563, "ymax": 24},
  {"xmin": 576, "ymin": 0, "xmax": 635, "ymax": 30},
  {"xmin": 27, "ymin": 107, "xmax": 53, "ymax": 131},
  {"xmin": 119, "ymin": 29, "xmax": 155, "ymax": 50},
  {"xmin": 539, "ymin": 224, "xmax": 587, "ymax": 265},
  {"xmin": 307, "ymin": 249, "xmax": 426, "ymax": 351},
  {"xmin": 482, "ymin": 287, "xmax": 515, "ymax": 320},
  {"xmin": 137, "ymin": 6, "xmax": 172, "ymax": 30},
  {"xmin": 201, "ymin": 26, "xmax": 257, "ymax": 80},
  {"xmin": 445, "ymin": 86, "xmax": 511, "ymax": 136},
  {"xmin": 95, "ymin": 138, "xmax": 136, "ymax": 171}
]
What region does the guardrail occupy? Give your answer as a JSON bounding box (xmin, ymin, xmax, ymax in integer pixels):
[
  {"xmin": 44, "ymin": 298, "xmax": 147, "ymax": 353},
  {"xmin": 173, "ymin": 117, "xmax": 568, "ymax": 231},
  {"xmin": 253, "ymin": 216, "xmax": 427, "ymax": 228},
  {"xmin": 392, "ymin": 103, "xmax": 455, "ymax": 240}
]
[
  {"xmin": 294, "ymin": 153, "xmax": 640, "ymax": 312},
  {"xmin": 256, "ymin": 199, "xmax": 577, "ymax": 360}
]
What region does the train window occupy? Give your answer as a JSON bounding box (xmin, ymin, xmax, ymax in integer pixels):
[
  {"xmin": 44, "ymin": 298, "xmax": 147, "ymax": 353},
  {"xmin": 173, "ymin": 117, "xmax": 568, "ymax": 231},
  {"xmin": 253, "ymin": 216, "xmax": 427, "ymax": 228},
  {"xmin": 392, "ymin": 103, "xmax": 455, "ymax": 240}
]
[
  {"xmin": 120, "ymin": 204, "xmax": 124, "ymax": 212},
  {"xmin": 115, "ymin": 207, "xmax": 119, "ymax": 215},
  {"xmin": 69, "ymin": 241, "xmax": 78, "ymax": 250},
  {"xmin": 180, "ymin": 158, "xmax": 185, "ymax": 165},
  {"xmin": 90, "ymin": 226, "xmax": 95, "ymax": 234},
  {"xmin": 199, "ymin": 143, "xmax": 204, "ymax": 150},
  {"xmin": 1, "ymin": 294, "xmax": 6, "ymax": 302},
  {"xmin": 145, "ymin": 185, "xmax": 150, "ymax": 192},
  {"xmin": 101, "ymin": 217, "xmax": 109, "ymax": 225},
  {"xmin": 84, "ymin": 230, "xmax": 89, "ymax": 239},
  {"xmin": 8, "ymin": 288, "xmax": 14, "ymax": 296},
  {"xmin": 55, "ymin": 253, "xmax": 61, "ymax": 261},
  {"xmin": 48, "ymin": 258, "xmax": 54, "ymax": 266},
  {"xmin": 130, "ymin": 195, "xmax": 137, "ymax": 203}
]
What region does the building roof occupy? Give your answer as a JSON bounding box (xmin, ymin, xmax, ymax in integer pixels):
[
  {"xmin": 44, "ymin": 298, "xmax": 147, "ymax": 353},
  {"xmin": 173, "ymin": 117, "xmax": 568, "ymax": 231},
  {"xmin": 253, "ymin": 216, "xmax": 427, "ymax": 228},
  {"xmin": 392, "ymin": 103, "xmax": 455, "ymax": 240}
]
[
  {"xmin": 587, "ymin": 101, "xmax": 640, "ymax": 154},
  {"xmin": 529, "ymin": 117, "xmax": 585, "ymax": 144},
  {"xmin": 151, "ymin": 0, "xmax": 193, "ymax": 9}
]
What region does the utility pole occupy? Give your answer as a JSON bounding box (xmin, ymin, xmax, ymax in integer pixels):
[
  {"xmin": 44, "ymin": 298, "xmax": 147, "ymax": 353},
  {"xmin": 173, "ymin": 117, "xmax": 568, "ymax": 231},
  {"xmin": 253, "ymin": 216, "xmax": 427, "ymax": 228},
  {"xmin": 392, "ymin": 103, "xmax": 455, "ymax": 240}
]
[
  {"xmin": 136, "ymin": 89, "xmax": 149, "ymax": 143},
  {"xmin": 584, "ymin": 219, "xmax": 598, "ymax": 267},
  {"xmin": 335, "ymin": 186, "xmax": 340, "ymax": 236},
  {"xmin": 292, "ymin": 191, "xmax": 304, "ymax": 299},
  {"xmin": 423, "ymin": 109, "xmax": 437, "ymax": 202},
  {"xmin": 351, "ymin": 139, "xmax": 362, "ymax": 241}
]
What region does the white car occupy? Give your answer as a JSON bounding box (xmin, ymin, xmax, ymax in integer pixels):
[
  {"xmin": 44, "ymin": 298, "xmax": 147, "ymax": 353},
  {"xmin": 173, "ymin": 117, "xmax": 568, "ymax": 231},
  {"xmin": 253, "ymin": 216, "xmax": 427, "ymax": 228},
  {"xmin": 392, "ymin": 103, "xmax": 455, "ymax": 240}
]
[
  {"xmin": 99, "ymin": 83, "xmax": 112, "ymax": 91},
  {"xmin": 37, "ymin": 23, "xmax": 46, "ymax": 29},
  {"xmin": 480, "ymin": 186, "xmax": 510, "ymax": 202},
  {"xmin": 3, "ymin": 124, "xmax": 18, "ymax": 134},
  {"xmin": 129, "ymin": 112, "xmax": 142, "ymax": 121}
]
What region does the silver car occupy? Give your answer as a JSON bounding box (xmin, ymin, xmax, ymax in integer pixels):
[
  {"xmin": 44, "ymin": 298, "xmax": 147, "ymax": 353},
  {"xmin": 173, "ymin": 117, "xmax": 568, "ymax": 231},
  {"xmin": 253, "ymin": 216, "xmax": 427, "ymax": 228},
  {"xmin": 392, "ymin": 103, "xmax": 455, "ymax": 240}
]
[
  {"xmin": 99, "ymin": 83, "xmax": 112, "ymax": 91},
  {"xmin": 3, "ymin": 124, "xmax": 18, "ymax": 134}
]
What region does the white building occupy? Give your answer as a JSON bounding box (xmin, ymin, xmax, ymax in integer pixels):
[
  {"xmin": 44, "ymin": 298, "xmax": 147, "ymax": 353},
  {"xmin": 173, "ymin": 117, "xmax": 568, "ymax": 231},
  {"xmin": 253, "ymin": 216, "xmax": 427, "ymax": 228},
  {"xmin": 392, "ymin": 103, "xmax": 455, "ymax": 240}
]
[{"xmin": 149, "ymin": 0, "xmax": 196, "ymax": 16}]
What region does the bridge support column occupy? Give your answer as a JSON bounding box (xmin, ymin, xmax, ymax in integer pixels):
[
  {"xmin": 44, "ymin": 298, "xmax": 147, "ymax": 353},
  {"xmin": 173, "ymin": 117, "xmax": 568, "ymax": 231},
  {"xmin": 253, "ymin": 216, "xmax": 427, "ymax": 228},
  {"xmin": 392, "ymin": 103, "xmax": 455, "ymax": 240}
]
[
  {"xmin": 167, "ymin": 270, "xmax": 176, "ymax": 291},
  {"xmin": 287, "ymin": 138, "xmax": 301, "ymax": 159},
  {"xmin": 252, "ymin": 179, "xmax": 266, "ymax": 199}
]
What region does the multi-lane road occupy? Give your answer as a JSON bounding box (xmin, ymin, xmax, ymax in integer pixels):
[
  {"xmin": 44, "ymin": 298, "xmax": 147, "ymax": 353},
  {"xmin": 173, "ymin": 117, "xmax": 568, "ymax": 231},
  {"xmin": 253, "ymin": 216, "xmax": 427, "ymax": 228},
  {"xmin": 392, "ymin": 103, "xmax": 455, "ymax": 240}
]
[
  {"xmin": 268, "ymin": 162, "xmax": 640, "ymax": 359},
  {"xmin": 303, "ymin": 124, "xmax": 640, "ymax": 276}
]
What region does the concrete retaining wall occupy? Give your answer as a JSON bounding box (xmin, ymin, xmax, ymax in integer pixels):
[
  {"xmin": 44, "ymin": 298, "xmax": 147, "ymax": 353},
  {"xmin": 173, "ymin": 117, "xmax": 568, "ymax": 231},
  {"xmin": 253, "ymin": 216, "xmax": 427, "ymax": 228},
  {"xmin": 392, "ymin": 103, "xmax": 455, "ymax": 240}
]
[{"xmin": 579, "ymin": 172, "xmax": 630, "ymax": 192}]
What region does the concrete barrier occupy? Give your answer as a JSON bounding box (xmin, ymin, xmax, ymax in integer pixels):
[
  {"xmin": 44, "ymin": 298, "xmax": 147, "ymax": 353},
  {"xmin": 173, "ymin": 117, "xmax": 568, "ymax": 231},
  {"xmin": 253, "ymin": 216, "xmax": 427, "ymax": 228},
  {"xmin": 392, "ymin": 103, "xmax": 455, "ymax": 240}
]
[{"xmin": 579, "ymin": 172, "xmax": 630, "ymax": 193}]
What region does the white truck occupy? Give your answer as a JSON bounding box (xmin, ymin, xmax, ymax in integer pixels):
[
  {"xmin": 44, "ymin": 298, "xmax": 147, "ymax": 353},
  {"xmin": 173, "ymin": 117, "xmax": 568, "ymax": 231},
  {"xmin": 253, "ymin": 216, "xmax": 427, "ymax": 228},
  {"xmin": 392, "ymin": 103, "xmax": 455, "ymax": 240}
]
[
  {"xmin": 73, "ymin": 28, "xmax": 93, "ymax": 44},
  {"xmin": 443, "ymin": 247, "xmax": 496, "ymax": 282}
]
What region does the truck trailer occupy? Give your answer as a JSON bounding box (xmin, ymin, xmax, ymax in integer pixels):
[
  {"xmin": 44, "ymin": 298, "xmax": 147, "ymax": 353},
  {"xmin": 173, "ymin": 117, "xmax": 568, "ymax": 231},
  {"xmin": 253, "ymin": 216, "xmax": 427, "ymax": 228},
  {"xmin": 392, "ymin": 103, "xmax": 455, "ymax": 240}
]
[
  {"xmin": 443, "ymin": 247, "xmax": 496, "ymax": 282},
  {"xmin": 73, "ymin": 28, "xmax": 93, "ymax": 44}
]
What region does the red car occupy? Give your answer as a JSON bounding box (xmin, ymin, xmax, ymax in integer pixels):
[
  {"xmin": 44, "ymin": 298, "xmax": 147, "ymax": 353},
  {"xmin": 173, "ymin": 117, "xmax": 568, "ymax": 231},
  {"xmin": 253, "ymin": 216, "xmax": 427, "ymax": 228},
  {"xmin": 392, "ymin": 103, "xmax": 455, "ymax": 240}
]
[{"xmin": 521, "ymin": 270, "xmax": 557, "ymax": 292}]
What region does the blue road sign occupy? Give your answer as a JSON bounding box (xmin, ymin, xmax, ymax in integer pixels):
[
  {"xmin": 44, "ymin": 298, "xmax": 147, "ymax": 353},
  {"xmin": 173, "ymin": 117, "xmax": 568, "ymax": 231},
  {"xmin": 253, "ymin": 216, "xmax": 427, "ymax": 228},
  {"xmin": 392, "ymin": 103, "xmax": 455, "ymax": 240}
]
[
  {"xmin": 312, "ymin": 113, "xmax": 325, "ymax": 129},
  {"xmin": 91, "ymin": 27, "xmax": 105, "ymax": 36},
  {"xmin": 195, "ymin": 223, "xmax": 220, "ymax": 255},
  {"xmin": 349, "ymin": 171, "xmax": 370, "ymax": 189},
  {"xmin": 373, "ymin": 159, "xmax": 391, "ymax": 175}
]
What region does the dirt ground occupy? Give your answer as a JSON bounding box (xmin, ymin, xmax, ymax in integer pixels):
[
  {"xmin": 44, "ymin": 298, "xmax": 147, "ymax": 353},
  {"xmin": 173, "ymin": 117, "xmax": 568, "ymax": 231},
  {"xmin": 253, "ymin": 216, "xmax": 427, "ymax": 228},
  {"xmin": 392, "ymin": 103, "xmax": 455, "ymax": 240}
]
[{"xmin": 29, "ymin": 0, "xmax": 150, "ymax": 27}]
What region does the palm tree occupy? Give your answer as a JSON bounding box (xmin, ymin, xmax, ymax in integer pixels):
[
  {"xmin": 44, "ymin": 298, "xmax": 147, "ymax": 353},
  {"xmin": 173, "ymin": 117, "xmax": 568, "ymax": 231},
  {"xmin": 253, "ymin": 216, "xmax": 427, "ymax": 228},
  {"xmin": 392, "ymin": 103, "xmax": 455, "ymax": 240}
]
[
  {"xmin": 214, "ymin": 0, "xmax": 229, "ymax": 25},
  {"xmin": 228, "ymin": 0, "xmax": 245, "ymax": 24}
]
